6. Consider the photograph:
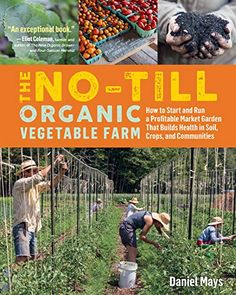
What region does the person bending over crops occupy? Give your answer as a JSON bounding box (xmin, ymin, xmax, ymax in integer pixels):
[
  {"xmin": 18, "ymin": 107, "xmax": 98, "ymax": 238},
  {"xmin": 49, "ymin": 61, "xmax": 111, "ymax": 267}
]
[
  {"xmin": 119, "ymin": 211, "xmax": 170, "ymax": 262},
  {"xmin": 126, "ymin": 197, "xmax": 144, "ymax": 218},
  {"xmin": 12, "ymin": 155, "xmax": 68, "ymax": 264},
  {"xmin": 159, "ymin": 0, "xmax": 236, "ymax": 64},
  {"xmin": 197, "ymin": 216, "xmax": 236, "ymax": 246}
]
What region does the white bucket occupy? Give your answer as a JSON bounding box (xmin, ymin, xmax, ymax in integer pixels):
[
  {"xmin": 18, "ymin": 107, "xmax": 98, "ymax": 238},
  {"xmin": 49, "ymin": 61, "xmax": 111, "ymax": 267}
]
[{"xmin": 118, "ymin": 261, "xmax": 138, "ymax": 288}]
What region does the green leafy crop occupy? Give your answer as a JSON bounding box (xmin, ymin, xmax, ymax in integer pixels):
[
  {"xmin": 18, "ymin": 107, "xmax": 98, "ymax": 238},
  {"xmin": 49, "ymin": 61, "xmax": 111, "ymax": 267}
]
[
  {"xmin": 0, "ymin": 0, "xmax": 78, "ymax": 64},
  {"xmin": 0, "ymin": 0, "xmax": 24, "ymax": 38},
  {"xmin": 8, "ymin": 206, "xmax": 122, "ymax": 294},
  {"xmin": 0, "ymin": 55, "xmax": 46, "ymax": 64}
]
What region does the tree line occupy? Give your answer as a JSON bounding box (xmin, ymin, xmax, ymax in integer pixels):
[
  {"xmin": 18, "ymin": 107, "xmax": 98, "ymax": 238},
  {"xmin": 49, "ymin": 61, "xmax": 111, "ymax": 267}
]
[{"xmin": 1, "ymin": 148, "xmax": 235, "ymax": 193}]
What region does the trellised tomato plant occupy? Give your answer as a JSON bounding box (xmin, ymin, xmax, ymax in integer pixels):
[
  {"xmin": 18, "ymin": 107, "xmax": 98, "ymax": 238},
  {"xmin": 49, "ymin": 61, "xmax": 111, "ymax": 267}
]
[{"xmin": 9, "ymin": 206, "xmax": 122, "ymax": 295}]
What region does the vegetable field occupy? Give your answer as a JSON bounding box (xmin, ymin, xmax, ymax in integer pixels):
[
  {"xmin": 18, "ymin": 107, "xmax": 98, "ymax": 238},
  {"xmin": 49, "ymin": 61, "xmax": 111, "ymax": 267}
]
[
  {"xmin": 139, "ymin": 148, "xmax": 236, "ymax": 294},
  {"xmin": 0, "ymin": 148, "xmax": 236, "ymax": 294},
  {"xmin": 0, "ymin": 147, "xmax": 114, "ymax": 294}
]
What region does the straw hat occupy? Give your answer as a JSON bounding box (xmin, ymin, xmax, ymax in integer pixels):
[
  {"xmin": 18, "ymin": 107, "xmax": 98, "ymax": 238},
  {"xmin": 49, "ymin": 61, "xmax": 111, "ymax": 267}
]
[
  {"xmin": 17, "ymin": 160, "xmax": 39, "ymax": 176},
  {"xmin": 97, "ymin": 198, "xmax": 102, "ymax": 203},
  {"xmin": 208, "ymin": 217, "xmax": 223, "ymax": 226},
  {"xmin": 129, "ymin": 197, "xmax": 139, "ymax": 204},
  {"xmin": 152, "ymin": 212, "xmax": 170, "ymax": 232}
]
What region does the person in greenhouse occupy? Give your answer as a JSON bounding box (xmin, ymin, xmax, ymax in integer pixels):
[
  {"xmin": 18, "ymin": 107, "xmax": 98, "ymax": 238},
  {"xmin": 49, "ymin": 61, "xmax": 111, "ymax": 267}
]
[
  {"xmin": 12, "ymin": 155, "xmax": 68, "ymax": 264},
  {"xmin": 119, "ymin": 211, "xmax": 170, "ymax": 262},
  {"xmin": 196, "ymin": 216, "xmax": 236, "ymax": 246},
  {"xmin": 126, "ymin": 197, "xmax": 144, "ymax": 218}
]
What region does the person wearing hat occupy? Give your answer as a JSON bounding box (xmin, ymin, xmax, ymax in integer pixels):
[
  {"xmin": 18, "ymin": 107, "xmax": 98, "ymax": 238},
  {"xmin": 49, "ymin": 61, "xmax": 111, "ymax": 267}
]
[
  {"xmin": 126, "ymin": 197, "xmax": 144, "ymax": 218},
  {"xmin": 12, "ymin": 154, "xmax": 68, "ymax": 264},
  {"xmin": 197, "ymin": 216, "xmax": 236, "ymax": 246},
  {"xmin": 92, "ymin": 198, "xmax": 103, "ymax": 213},
  {"xmin": 119, "ymin": 211, "xmax": 170, "ymax": 262}
]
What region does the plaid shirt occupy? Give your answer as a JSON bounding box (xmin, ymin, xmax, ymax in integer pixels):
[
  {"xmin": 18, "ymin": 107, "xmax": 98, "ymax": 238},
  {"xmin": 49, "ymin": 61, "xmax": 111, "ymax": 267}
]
[
  {"xmin": 198, "ymin": 226, "xmax": 223, "ymax": 244},
  {"xmin": 12, "ymin": 172, "xmax": 50, "ymax": 232}
]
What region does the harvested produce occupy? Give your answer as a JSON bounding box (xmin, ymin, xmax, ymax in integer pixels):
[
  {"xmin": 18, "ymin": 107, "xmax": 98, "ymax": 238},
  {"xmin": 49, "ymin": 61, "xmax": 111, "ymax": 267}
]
[
  {"xmin": 98, "ymin": 0, "xmax": 158, "ymax": 31},
  {"xmin": 79, "ymin": 31, "xmax": 102, "ymax": 61},
  {"xmin": 78, "ymin": 0, "xmax": 157, "ymax": 63},
  {"xmin": 135, "ymin": 11, "xmax": 157, "ymax": 30},
  {"xmin": 99, "ymin": 0, "xmax": 158, "ymax": 32},
  {"xmin": 79, "ymin": 0, "xmax": 130, "ymax": 44}
]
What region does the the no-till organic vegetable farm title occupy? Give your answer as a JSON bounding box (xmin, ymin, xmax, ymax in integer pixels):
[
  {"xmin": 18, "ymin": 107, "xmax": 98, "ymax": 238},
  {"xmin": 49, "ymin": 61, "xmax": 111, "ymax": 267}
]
[{"xmin": 18, "ymin": 69, "xmax": 218, "ymax": 142}]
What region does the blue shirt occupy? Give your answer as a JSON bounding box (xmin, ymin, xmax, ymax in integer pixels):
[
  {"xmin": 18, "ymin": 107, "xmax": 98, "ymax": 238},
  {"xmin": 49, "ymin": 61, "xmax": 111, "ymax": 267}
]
[
  {"xmin": 92, "ymin": 203, "xmax": 102, "ymax": 213},
  {"xmin": 126, "ymin": 204, "xmax": 138, "ymax": 217},
  {"xmin": 124, "ymin": 211, "xmax": 152, "ymax": 230},
  {"xmin": 198, "ymin": 226, "xmax": 223, "ymax": 244}
]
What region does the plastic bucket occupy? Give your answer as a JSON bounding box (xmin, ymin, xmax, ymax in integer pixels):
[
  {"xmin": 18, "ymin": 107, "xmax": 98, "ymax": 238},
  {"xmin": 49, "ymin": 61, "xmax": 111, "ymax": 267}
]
[{"xmin": 118, "ymin": 261, "xmax": 138, "ymax": 288}]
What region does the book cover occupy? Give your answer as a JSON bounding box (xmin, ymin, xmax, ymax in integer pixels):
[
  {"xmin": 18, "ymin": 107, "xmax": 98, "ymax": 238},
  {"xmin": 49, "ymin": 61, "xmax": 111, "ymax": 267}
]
[{"xmin": 0, "ymin": 0, "xmax": 236, "ymax": 294}]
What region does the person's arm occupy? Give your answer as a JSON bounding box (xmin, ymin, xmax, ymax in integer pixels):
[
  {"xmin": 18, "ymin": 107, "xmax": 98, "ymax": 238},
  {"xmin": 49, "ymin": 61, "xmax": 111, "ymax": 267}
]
[
  {"xmin": 40, "ymin": 165, "xmax": 51, "ymax": 178},
  {"xmin": 210, "ymin": 227, "xmax": 231, "ymax": 243},
  {"xmin": 211, "ymin": 0, "xmax": 236, "ymax": 44},
  {"xmin": 38, "ymin": 155, "xmax": 67, "ymax": 192},
  {"xmin": 159, "ymin": 1, "xmax": 193, "ymax": 57},
  {"xmin": 197, "ymin": 2, "xmax": 236, "ymax": 59},
  {"xmin": 221, "ymin": 236, "xmax": 232, "ymax": 241},
  {"xmin": 159, "ymin": 0, "xmax": 186, "ymax": 43},
  {"xmin": 132, "ymin": 204, "xmax": 144, "ymax": 211},
  {"xmin": 137, "ymin": 207, "xmax": 144, "ymax": 211},
  {"xmin": 139, "ymin": 216, "xmax": 161, "ymax": 249},
  {"xmin": 38, "ymin": 152, "xmax": 66, "ymax": 178},
  {"xmin": 38, "ymin": 163, "xmax": 68, "ymax": 193},
  {"xmin": 13, "ymin": 173, "xmax": 45, "ymax": 193},
  {"xmin": 53, "ymin": 163, "xmax": 68, "ymax": 188}
]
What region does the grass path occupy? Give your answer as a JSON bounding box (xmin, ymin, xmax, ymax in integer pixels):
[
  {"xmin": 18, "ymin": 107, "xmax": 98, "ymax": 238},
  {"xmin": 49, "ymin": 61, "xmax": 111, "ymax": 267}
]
[
  {"xmin": 81, "ymin": 205, "xmax": 123, "ymax": 295},
  {"xmin": 104, "ymin": 205, "xmax": 142, "ymax": 295}
]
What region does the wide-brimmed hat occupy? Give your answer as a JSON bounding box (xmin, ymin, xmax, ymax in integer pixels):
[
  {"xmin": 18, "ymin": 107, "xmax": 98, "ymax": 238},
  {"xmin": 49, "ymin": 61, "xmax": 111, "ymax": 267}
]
[
  {"xmin": 17, "ymin": 160, "xmax": 39, "ymax": 175},
  {"xmin": 129, "ymin": 197, "xmax": 139, "ymax": 204},
  {"xmin": 152, "ymin": 212, "xmax": 170, "ymax": 232},
  {"xmin": 208, "ymin": 217, "xmax": 223, "ymax": 226},
  {"xmin": 97, "ymin": 198, "xmax": 102, "ymax": 203}
]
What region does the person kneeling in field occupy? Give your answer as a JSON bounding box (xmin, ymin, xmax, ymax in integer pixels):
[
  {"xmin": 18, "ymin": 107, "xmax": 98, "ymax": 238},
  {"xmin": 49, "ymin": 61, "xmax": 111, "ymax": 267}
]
[
  {"xmin": 119, "ymin": 211, "xmax": 170, "ymax": 262},
  {"xmin": 197, "ymin": 216, "xmax": 236, "ymax": 246},
  {"xmin": 12, "ymin": 155, "xmax": 68, "ymax": 264}
]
